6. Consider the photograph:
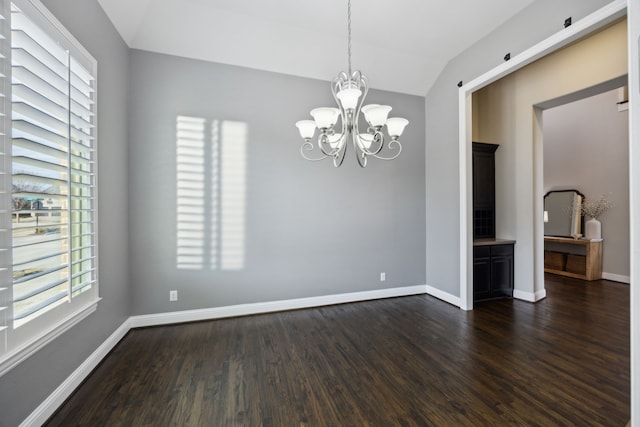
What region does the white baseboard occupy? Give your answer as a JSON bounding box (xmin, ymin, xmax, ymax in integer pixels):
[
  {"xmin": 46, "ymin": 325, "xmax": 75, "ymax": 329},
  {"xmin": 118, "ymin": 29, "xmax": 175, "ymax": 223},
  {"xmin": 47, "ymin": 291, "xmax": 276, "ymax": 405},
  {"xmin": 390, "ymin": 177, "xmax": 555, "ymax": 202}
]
[
  {"xmin": 20, "ymin": 319, "xmax": 132, "ymax": 427},
  {"xmin": 130, "ymin": 285, "xmax": 428, "ymax": 328},
  {"xmin": 426, "ymin": 285, "xmax": 461, "ymax": 307},
  {"xmin": 513, "ymin": 288, "xmax": 547, "ymax": 302},
  {"xmin": 602, "ymin": 272, "xmax": 630, "ymax": 284}
]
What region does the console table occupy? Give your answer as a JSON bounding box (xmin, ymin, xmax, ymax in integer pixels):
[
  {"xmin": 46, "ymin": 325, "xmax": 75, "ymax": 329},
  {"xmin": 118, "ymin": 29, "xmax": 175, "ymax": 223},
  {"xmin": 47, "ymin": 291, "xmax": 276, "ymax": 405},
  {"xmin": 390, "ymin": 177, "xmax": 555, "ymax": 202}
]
[{"xmin": 543, "ymin": 236, "xmax": 602, "ymax": 281}]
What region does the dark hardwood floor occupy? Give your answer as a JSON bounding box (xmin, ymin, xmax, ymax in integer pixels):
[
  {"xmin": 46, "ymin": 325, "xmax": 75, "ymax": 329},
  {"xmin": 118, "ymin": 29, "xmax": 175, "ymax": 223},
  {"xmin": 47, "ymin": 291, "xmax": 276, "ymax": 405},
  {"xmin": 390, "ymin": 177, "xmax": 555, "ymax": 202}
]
[{"xmin": 46, "ymin": 275, "xmax": 630, "ymax": 426}]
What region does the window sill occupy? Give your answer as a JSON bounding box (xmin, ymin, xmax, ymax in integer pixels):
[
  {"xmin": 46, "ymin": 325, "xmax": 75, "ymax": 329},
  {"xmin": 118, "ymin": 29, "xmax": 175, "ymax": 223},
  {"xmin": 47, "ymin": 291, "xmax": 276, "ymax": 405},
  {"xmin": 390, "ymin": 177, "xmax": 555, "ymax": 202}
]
[{"xmin": 0, "ymin": 298, "xmax": 101, "ymax": 377}]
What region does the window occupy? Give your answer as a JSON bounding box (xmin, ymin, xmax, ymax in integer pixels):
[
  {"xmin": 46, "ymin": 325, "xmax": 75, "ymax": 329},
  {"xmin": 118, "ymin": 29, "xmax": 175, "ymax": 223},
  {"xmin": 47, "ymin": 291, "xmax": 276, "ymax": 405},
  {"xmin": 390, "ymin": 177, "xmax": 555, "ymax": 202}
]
[{"xmin": 0, "ymin": 0, "xmax": 98, "ymax": 374}]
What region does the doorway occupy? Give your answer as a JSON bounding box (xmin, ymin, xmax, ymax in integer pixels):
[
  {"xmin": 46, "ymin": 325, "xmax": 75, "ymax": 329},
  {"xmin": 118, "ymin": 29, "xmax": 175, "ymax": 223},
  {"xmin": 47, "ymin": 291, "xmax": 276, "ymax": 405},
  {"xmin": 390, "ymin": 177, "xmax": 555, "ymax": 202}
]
[
  {"xmin": 542, "ymin": 86, "xmax": 630, "ymax": 283},
  {"xmin": 462, "ymin": 14, "xmax": 628, "ymax": 311}
]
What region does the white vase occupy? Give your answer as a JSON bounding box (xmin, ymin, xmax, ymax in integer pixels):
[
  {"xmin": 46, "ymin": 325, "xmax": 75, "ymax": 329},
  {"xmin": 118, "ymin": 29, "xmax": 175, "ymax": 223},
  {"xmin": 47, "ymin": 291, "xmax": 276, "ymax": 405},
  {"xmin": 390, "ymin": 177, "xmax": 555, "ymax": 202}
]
[{"xmin": 585, "ymin": 217, "xmax": 602, "ymax": 240}]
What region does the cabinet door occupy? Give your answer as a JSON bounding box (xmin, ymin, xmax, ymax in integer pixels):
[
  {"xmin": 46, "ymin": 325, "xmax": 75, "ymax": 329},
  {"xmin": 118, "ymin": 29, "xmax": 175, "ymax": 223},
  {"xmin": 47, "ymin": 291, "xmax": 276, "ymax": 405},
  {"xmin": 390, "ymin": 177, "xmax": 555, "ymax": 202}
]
[
  {"xmin": 472, "ymin": 144, "xmax": 497, "ymax": 239},
  {"xmin": 472, "ymin": 150, "xmax": 495, "ymax": 209},
  {"xmin": 490, "ymin": 253, "xmax": 513, "ymax": 298},
  {"xmin": 473, "ymin": 247, "xmax": 492, "ymax": 301}
]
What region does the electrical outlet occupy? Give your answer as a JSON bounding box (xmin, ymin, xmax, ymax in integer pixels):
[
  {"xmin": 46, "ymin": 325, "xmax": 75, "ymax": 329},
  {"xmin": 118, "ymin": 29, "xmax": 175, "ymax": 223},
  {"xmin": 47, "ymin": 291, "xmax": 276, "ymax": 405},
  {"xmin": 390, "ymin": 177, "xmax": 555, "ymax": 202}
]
[
  {"xmin": 380, "ymin": 272, "xmax": 386, "ymax": 282},
  {"xmin": 169, "ymin": 290, "xmax": 178, "ymax": 302}
]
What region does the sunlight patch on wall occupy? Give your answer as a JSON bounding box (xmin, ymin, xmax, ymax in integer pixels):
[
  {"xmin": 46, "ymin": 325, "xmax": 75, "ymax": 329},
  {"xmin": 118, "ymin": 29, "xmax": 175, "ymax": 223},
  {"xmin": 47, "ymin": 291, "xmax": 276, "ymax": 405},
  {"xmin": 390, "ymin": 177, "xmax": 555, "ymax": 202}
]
[
  {"xmin": 219, "ymin": 121, "xmax": 247, "ymax": 270},
  {"xmin": 176, "ymin": 116, "xmax": 247, "ymax": 271},
  {"xmin": 176, "ymin": 116, "xmax": 206, "ymax": 270},
  {"xmin": 210, "ymin": 120, "xmax": 220, "ymax": 269}
]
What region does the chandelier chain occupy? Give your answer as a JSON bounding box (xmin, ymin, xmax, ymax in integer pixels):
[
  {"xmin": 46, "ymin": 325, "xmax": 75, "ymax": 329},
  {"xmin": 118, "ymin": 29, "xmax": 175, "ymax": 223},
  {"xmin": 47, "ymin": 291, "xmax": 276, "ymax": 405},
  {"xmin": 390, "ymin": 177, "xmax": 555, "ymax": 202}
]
[{"xmin": 347, "ymin": 0, "xmax": 352, "ymax": 76}]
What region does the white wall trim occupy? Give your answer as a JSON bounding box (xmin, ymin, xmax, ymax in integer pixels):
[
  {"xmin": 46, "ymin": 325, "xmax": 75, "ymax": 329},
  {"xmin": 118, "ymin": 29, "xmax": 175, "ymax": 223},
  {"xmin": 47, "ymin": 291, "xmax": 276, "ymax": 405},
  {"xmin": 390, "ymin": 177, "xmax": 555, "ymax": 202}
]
[
  {"xmin": 426, "ymin": 285, "xmax": 461, "ymax": 307},
  {"xmin": 513, "ymin": 289, "xmax": 547, "ymax": 303},
  {"xmin": 0, "ymin": 299, "xmax": 100, "ymax": 378},
  {"xmin": 627, "ymin": 0, "xmax": 640, "ymax": 421},
  {"xmin": 458, "ymin": 0, "xmax": 627, "ymax": 311},
  {"xmin": 602, "ymin": 272, "xmax": 631, "ymax": 284},
  {"xmin": 130, "ymin": 285, "xmax": 428, "ymax": 328},
  {"xmin": 459, "ymin": 89, "xmax": 473, "ymax": 311},
  {"xmin": 19, "ymin": 318, "xmax": 131, "ymax": 427}
]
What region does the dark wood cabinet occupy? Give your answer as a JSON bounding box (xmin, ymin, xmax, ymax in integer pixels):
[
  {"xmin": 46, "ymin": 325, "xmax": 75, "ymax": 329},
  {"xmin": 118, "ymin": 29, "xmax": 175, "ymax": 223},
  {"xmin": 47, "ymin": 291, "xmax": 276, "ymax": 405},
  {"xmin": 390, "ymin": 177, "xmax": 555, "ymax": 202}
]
[
  {"xmin": 473, "ymin": 244, "xmax": 514, "ymax": 302},
  {"xmin": 473, "ymin": 247, "xmax": 492, "ymax": 301},
  {"xmin": 490, "ymin": 245, "xmax": 514, "ymax": 298},
  {"xmin": 472, "ymin": 142, "xmax": 513, "ymax": 302},
  {"xmin": 472, "ymin": 142, "xmax": 499, "ymax": 239}
]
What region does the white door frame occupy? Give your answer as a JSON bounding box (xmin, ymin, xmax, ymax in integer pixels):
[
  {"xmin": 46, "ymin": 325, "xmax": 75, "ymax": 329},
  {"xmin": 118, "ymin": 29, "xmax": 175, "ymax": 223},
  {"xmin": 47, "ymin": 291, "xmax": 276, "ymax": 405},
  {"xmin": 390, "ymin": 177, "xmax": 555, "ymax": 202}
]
[
  {"xmin": 627, "ymin": 0, "xmax": 639, "ymax": 422},
  {"xmin": 457, "ymin": 0, "xmax": 627, "ymax": 310}
]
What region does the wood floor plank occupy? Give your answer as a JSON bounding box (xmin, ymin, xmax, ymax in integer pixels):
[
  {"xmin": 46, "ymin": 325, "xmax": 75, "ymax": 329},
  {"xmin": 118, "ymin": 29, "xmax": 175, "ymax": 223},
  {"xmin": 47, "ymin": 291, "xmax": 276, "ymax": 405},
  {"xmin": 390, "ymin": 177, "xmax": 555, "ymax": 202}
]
[{"xmin": 46, "ymin": 276, "xmax": 630, "ymax": 426}]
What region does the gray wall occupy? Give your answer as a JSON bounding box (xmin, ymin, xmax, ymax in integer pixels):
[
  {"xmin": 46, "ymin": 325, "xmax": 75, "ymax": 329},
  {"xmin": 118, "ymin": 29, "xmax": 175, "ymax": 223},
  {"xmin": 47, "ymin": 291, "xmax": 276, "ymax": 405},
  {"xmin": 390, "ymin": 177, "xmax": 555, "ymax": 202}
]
[
  {"xmin": 425, "ymin": 0, "xmax": 613, "ymax": 297},
  {"xmin": 543, "ymin": 89, "xmax": 630, "ymax": 278},
  {"xmin": 129, "ymin": 50, "xmax": 426, "ymax": 314},
  {"xmin": 0, "ymin": 0, "xmax": 130, "ymax": 425}
]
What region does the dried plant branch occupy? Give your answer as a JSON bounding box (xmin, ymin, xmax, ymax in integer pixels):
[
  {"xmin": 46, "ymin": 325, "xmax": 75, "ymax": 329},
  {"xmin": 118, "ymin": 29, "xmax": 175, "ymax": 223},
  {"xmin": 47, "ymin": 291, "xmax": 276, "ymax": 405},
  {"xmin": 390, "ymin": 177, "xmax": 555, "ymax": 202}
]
[{"xmin": 581, "ymin": 193, "xmax": 614, "ymax": 219}]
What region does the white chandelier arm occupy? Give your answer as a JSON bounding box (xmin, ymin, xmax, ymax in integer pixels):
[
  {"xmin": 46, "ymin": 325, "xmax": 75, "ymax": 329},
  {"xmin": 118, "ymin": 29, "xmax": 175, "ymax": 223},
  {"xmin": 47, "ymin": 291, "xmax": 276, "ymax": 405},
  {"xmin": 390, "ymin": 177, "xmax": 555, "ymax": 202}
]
[
  {"xmin": 355, "ymin": 130, "xmax": 384, "ymax": 156},
  {"xmin": 300, "ymin": 140, "xmax": 329, "ymax": 161},
  {"xmin": 333, "ymin": 72, "xmax": 350, "ymax": 89},
  {"xmin": 372, "ymin": 138, "xmax": 403, "ymax": 161},
  {"xmin": 352, "ymin": 71, "xmax": 368, "ymax": 119},
  {"xmin": 336, "ymin": 107, "xmax": 349, "ymax": 147},
  {"xmin": 353, "ymin": 133, "xmax": 368, "ymax": 168},
  {"xmin": 333, "ymin": 142, "xmax": 347, "ymax": 167},
  {"xmin": 354, "ymin": 129, "xmax": 403, "ymax": 161},
  {"xmin": 327, "ymin": 131, "xmax": 348, "ymax": 167},
  {"xmin": 300, "ymin": 133, "xmax": 340, "ymax": 160},
  {"xmin": 318, "ymin": 132, "xmax": 343, "ymax": 157},
  {"xmin": 318, "ymin": 138, "xmax": 337, "ymax": 157}
]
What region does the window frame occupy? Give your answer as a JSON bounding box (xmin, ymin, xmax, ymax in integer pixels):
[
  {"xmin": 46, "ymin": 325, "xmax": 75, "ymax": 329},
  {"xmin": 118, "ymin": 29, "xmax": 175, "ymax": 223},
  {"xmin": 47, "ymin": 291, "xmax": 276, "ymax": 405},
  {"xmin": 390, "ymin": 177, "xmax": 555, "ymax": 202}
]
[{"xmin": 0, "ymin": 0, "xmax": 99, "ymax": 377}]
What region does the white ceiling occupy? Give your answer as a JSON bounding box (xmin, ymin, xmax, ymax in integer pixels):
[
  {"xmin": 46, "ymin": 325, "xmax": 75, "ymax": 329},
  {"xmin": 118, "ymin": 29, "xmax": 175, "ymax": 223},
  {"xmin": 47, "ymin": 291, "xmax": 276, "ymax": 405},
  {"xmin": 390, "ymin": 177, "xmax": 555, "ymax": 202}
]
[{"xmin": 97, "ymin": 0, "xmax": 536, "ymax": 96}]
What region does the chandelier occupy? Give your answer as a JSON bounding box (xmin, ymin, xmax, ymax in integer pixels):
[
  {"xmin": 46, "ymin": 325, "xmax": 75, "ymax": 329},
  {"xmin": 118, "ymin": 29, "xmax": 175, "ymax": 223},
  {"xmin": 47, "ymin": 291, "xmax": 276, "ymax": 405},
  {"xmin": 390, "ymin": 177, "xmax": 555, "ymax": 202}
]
[{"xmin": 295, "ymin": 0, "xmax": 409, "ymax": 168}]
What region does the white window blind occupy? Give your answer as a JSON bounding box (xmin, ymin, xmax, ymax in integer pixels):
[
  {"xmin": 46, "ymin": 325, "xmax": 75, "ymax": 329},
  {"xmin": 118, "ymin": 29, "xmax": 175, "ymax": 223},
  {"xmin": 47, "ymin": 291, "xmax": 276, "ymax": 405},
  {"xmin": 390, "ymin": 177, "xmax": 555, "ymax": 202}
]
[
  {"xmin": 0, "ymin": 0, "xmax": 98, "ymax": 370},
  {"xmin": 0, "ymin": 0, "xmax": 11, "ymax": 355}
]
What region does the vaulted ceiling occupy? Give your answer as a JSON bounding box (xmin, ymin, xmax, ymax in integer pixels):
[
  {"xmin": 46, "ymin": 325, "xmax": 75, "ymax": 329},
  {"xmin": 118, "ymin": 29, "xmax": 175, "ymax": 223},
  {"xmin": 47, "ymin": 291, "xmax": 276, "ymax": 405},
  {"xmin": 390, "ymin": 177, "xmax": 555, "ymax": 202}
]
[{"xmin": 97, "ymin": 0, "xmax": 536, "ymax": 96}]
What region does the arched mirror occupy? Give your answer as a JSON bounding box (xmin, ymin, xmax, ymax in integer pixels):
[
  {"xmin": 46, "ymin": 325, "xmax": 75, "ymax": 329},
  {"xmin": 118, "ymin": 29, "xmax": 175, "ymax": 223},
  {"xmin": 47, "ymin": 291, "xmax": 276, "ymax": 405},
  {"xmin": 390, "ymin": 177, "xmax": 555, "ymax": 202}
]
[{"xmin": 544, "ymin": 190, "xmax": 584, "ymax": 237}]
